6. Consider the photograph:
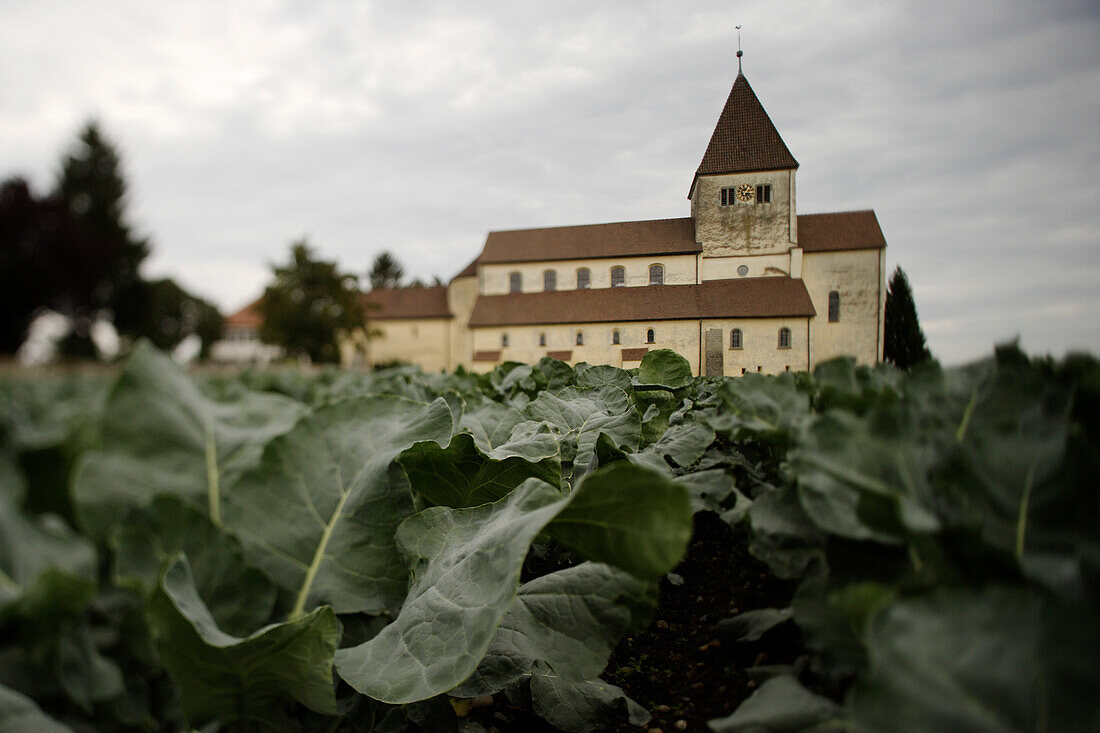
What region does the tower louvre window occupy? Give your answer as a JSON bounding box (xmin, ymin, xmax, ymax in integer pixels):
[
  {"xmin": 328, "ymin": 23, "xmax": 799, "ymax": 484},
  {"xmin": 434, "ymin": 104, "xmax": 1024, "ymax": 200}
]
[
  {"xmin": 721, "ymin": 187, "xmax": 732, "ymax": 206},
  {"xmin": 755, "ymin": 185, "xmax": 772, "ymax": 204}
]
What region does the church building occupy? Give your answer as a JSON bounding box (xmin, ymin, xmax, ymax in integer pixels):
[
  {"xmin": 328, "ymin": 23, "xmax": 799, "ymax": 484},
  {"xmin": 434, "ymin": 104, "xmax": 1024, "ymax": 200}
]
[{"xmin": 335, "ymin": 66, "xmax": 887, "ymax": 376}]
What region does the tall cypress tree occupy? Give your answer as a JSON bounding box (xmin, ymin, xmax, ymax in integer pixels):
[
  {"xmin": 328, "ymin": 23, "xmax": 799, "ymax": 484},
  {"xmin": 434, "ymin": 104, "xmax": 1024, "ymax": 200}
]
[
  {"xmin": 52, "ymin": 121, "xmax": 150, "ymax": 341},
  {"xmin": 884, "ymin": 266, "xmax": 932, "ymax": 369}
]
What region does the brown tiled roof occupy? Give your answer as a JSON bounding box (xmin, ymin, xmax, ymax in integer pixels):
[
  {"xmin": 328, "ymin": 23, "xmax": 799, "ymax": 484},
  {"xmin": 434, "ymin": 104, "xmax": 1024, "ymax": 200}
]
[
  {"xmin": 469, "ymin": 278, "xmax": 815, "ymax": 327},
  {"xmin": 473, "ymin": 350, "xmax": 501, "ymax": 362},
  {"xmin": 546, "ymin": 350, "xmax": 573, "ymax": 361},
  {"xmin": 798, "ymin": 210, "xmax": 887, "ymax": 252},
  {"xmin": 689, "ymin": 73, "xmax": 798, "ymax": 198},
  {"xmin": 621, "ymin": 347, "xmax": 649, "ymax": 361},
  {"xmin": 361, "ymin": 285, "xmax": 451, "ymax": 320},
  {"xmin": 225, "ymin": 297, "xmax": 264, "ymax": 329},
  {"xmin": 478, "ymin": 218, "xmax": 700, "ymax": 265},
  {"xmin": 451, "ymin": 257, "xmax": 478, "ymax": 281}
]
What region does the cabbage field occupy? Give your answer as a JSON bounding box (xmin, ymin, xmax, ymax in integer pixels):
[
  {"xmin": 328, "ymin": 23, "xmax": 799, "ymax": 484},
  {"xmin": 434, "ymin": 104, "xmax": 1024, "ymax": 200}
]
[{"xmin": 0, "ymin": 343, "xmax": 1097, "ymax": 732}]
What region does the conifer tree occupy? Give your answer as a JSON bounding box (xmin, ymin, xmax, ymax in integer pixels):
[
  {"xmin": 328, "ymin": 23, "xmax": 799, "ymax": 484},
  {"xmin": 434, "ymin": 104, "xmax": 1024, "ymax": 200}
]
[
  {"xmin": 368, "ymin": 251, "xmax": 404, "ymax": 290},
  {"xmin": 884, "ymin": 266, "xmax": 931, "ymax": 369},
  {"xmin": 51, "ymin": 121, "xmax": 150, "ymax": 340}
]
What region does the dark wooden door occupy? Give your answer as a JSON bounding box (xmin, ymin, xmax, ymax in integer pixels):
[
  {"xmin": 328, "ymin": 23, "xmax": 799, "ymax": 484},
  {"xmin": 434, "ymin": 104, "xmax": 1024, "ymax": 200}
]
[{"xmin": 704, "ymin": 328, "xmax": 724, "ymax": 377}]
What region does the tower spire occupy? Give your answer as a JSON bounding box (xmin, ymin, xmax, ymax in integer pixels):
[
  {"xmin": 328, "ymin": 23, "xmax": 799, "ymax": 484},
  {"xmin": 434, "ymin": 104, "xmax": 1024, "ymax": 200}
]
[{"xmin": 736, "ymin": 25, "xmax": 743, "ymax": 74}]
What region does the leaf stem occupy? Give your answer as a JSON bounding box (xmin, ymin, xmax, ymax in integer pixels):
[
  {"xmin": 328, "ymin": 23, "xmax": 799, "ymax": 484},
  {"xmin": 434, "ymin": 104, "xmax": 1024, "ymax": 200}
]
[
  {"xmin": 1015, "ymin": 462, "xmax": 1036, "ymax": 560},
  {"xmin": 955, "ymin": 387, "xmax": 979, "ymax": 443},
  {"xmin": 0, "ymin": 567, "xmax": 21, "ymax": 594},
  {"xmin": 290, "ymin": 486, "xmax": 352, "ymax": 621},
  {"xmin": 204, "ymin": 413, "xmax": 221, "ymax": 526}
]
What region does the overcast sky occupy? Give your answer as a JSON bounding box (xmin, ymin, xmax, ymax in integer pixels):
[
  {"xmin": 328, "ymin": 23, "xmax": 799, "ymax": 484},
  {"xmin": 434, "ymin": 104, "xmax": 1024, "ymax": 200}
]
[{"xmin": 2, "ymin": 0, "xmax": 1097, "ymax": 364}]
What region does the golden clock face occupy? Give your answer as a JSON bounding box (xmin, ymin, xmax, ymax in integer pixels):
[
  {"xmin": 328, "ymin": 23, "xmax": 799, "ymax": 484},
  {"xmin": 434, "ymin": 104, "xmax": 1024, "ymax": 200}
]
[{"xmin": 736, "ymin": 184, "xmax": 754, "ymax": 202}]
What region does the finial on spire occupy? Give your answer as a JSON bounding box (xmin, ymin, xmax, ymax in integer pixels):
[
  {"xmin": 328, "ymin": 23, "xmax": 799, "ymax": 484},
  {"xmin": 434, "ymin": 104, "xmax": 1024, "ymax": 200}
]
[{"xmin": 735, "ymin": 25, "xmax": 743, "ymax": 73}]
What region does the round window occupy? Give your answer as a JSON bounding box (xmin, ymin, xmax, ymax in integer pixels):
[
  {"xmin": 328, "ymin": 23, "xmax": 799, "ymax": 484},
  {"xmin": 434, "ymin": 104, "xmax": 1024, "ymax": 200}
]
[{"xmin": 737, "ymin": 265, "xmax": 749, "ymax": 277}]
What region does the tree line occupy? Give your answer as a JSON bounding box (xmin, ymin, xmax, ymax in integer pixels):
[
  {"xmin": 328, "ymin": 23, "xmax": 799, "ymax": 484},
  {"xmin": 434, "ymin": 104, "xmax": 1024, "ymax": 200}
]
[{"xmin": 0, "ymin": 122, "xmax": 221, "ymax": 358}]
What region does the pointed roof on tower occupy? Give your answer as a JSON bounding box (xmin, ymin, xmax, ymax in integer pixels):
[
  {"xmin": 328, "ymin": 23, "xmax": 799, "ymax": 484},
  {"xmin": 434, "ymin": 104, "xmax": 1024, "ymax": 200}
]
[{"xmin": 688, "ymin": 72, "xmax": 798, "ymax": 199}]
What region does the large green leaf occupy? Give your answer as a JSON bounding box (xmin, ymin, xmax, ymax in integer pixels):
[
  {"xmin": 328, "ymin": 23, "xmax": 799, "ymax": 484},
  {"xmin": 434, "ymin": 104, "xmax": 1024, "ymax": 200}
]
[
  {"xmin": 525, "ymin": 386, "xmax": 640, "ymax": 481},
  {"xmin": 400, "ymin": 432, "xmax": 560, "ymax": 509},
  {"xmin": 708, "ymin": 675, "xmax": 841, "ymax": 732},
  {"xmin": 701, "ymin": 372, "xmax": 810, "ymax": 442},
  {"xmin": 72, "ymin": 341, "xmax": 305, "ymax": 539},
  {"xmin": 223, "ymin": 394, "xmax": 453, "ymax": 617},
  {"xmin": 336, "ymin": 478, "xmax": 567, "ymax": 703},
  {"xmin": 547, "ymin": 461, "xmax": 692, "ymax": 581},
  {"xmin": 0, "ymin": 505, "xmax": 95, "ymax": 609},
  {"xmin": 111, "ymin": 496, "xmax": 276, "ymax": 636},
  {"xmin": 791, "ymin": 409, "xmax": 940, "ymax": 544},
  {"xmin": 336, "ymin": 464, "xmax": 690, "ymax": 703},
  {"xmin": 451, "ymin": 562, "xmax": 655, "ymax": 696},
  {"xmin": 0, "ymin": 683, "xmax": 71, "ymax": 732},
  {"xmin": 148, "ymin": 556, "xmax": 339, "ymax": 728},
  {"xmin": 574, "ymin": 364, "xmax": 633, "ymax": 392},
  {"xmin": 634, "ymin": 348, "xmax": 693, "ymax": 391},
  {"xmin": 848, "ymin": 586, "xmax": 1100, "ymax": 732},
  {"xmin": 651, "ymin": 421, "xmax": 715, "ymax": 468},
  {"xmin": 529, "ymin": 674, "xmax": 650, "ymax": 733}
]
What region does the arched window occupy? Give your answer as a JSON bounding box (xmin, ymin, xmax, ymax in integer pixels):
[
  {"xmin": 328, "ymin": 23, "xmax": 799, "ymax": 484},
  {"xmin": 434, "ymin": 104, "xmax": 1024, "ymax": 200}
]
[
  {"xmin": 509, "ymin": 272, "xmax": 521, "ymax": 293},
  {"xmin": 539, "ymin": 333, "xmax": 546, "ymax": 347},
  {"xmin": 576, "ymin": 268, "xmax": 590, "ymax": 290},
  {"xmin": 610, "ymin": 266, "xmax": 625, "ymax": 287},
  {"xmin": 778, "ymin": 327, "xmax": 791, "ymax": 349},
  {"xmin": 649, "ymin": 264, "xmax": 664, "ymax": 285},
  {"xmin": 502, "ymin": 333, "xmax": 509, "ymax": 347},
  {"xmin": 730, "ymin": 328, "xmax": 743, "ymax": 350},
  {"xmin": 612, "ymin": 330, "xmax": 620, "ymax": 345},
  {"xmin": 646, "ymin": 328, "xmax": 655, "ymax": 344},
  {"xmin": 576, "ymin": 331, "xmax": 584, "ymax": 346},
  {"xmin": 543, "ymin": 270, "xmax": 557, "ymax": 292},
  {"xmin": 828, "ymin": 291, "xmax": 840, "ymax": 322}
]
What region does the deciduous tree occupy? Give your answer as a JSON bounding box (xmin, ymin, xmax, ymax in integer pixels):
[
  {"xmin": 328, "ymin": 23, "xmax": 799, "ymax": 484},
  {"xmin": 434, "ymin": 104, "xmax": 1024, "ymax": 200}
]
[{"xmin": 259, "ymin": 240, "xmax": 364, "ymax": 363}]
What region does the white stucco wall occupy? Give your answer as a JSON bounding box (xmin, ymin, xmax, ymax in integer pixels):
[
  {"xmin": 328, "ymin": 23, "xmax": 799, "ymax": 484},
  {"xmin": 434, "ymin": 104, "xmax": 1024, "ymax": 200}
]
[
  {"xmin": 801, "ymin": 248, "xmax": 884, "ymax": 367},
  {"xmin": 479, "ymin": 254, "xmax": 699, "ymax": 295},
  {"xmin": 700, "ymin": 253, "xmax": 791, "ymax": 280},
  {"xmin": 702, "ymin": 317, "xmax": 810, "ymax": 376},
  {"xmin": 341, "ymin": 318, "xmax": 453, "ymax": 372},
  {"xmin": 470, "ymin": 320, "xmax": 702, "ymax": 374},
  {"xmin": 447, "ymin": 275, "xmax": 479, "ymax": 369}
]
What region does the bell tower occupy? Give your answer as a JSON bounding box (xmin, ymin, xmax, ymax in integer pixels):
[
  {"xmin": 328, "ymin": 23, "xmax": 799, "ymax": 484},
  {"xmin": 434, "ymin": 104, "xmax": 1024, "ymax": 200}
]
[{"xmin": 689, "ymin": 66, "xmax": 799, "ymax": 258}]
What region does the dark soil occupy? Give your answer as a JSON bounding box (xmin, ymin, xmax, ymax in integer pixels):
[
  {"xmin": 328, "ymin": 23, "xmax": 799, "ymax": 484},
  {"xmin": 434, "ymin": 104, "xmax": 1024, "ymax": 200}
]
[
  {"xmin": 466, "ymin": 511, "xmax": 801, "ymax": 733},
  {"xmin": 604, "ymin": 511, "xmax": 800, "ymax": 733}
]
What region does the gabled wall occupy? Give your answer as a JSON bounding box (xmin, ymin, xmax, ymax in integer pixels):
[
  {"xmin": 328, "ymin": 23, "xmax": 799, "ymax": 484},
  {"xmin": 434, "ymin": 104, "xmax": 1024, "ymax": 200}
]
[{"xmin": 802, "ymin": 248, "xmax": 884, "ymax": 367}]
